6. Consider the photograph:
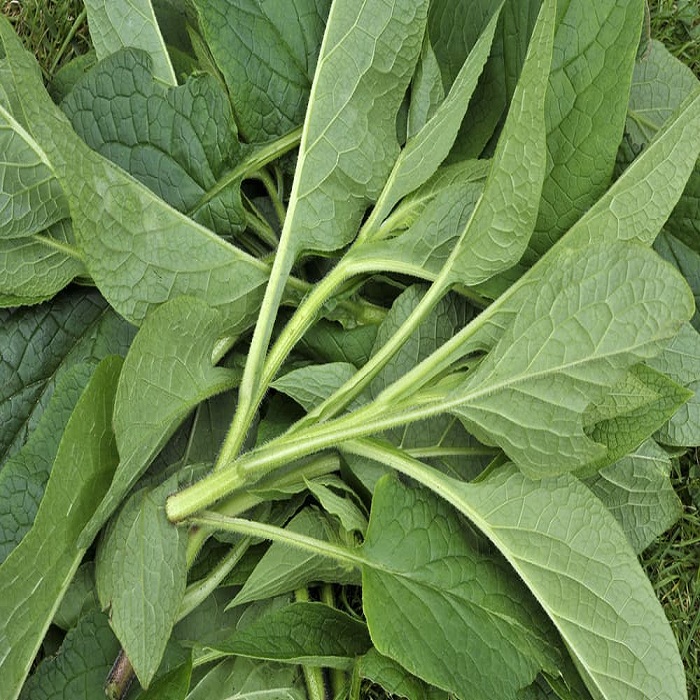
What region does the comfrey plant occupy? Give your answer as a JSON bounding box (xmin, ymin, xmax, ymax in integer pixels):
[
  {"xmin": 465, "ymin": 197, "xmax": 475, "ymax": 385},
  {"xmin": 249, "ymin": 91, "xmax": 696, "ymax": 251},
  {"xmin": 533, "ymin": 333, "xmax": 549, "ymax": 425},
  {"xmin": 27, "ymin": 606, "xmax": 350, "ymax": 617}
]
[{"xmin": 1, "ymin": 0, "xmax": 700, "ymax": 699}]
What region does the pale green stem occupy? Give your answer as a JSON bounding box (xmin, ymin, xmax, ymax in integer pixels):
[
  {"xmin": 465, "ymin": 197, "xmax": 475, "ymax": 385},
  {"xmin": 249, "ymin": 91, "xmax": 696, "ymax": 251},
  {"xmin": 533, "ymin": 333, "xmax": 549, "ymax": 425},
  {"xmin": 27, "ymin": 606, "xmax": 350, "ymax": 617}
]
[
  {"xmin": 320, "ymin": 584, "xmax": 348, "ymax": 698},
  {"xmin": 295, "ymin": 587, "xmax": 330, "ymax": 700},
  {"xmin": 252, "ymin": 168, "xmax": 287, "ymax": 226}
]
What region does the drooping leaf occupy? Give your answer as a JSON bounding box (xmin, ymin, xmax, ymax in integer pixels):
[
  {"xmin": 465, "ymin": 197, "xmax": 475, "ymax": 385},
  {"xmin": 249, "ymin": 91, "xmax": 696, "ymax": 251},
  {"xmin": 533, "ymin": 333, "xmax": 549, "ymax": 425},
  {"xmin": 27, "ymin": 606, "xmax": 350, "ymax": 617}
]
[
  {"xmin": 191, "ymin": 0, "xmax": 331, "ymax": 142},
  {"xmin": 230, "ymin": 507, "xmax": 358, "ymax": 608},
  {"xmin": 84, "ymin": 0, "xmax": 177, "ymax": 85},
  {"xmin": 586, "ymin": 439, "xmax": 682, "ymax": 553},
  {"xmin": 361, "ymin": 475, "xmax": 561, "ymax": 700},
  {"xmin": 0, "ymin": 361, "xmax": 94, "ymax": 563},
  {"xmin": 62, "ymin": 49, "xmax": 245, "ymax": 237},
  {"xmin": 0, "ymin": 357, "xmax": 121, "ymax": 700},
  {"xmin": 211, "ymin": 601, "xmax": 371, "ymax": 668},
  {"xmin": 648, "ymin": 322, "xmax": 700, "ymax": 446},
  {"xmin": 0, "ymin": 18, "xmax": 275, "ymax": 331},
  {"xmin": 305, "ymin": 477, "xmax": 368, "ymax": 535},
  {"xmin": 448, "ymin": 242, "xmax": 693, "ymax": 478},
  {"xmin": 529, "ymin": 0, "xmax": 645, "ymax": 257},
  {"xmin": 84, "ymin": 296, "xmax": 240, "ymax": 541},
  {"xmin": 0, "ymin": 289, "xmax": 134, "ymax": 468},
  {"xmin": 346, "ymin": 442, "xmax": 687, "ymax": 700},
  {"xmin": 96, "ymin": 477, "xmax": 188, "ymax": 688},
  {"xmin": 18, "ymin": 611, "xmax": 120, "ymax": 700},
  {"xmin": 407, "ymin": 35, "xmax": 445, "ymax": 138}
]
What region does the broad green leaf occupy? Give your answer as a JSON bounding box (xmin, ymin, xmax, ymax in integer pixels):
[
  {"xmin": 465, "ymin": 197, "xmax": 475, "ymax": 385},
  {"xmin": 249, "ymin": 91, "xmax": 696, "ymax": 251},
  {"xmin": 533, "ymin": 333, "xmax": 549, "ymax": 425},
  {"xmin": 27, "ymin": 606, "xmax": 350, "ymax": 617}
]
[
  {"xmin": 0, "ymin": 18, "xmax": 275, "ymax": 331},
  {"xmin": 84, "ymin": 0, "xmax": 177, "ymax": 85},
  {"xmin": 231, "ymin": 507, "xmax": 358, "ymax": 607},
  {"xmin": 18, "ymin": 611, "xmax": 121, "ymax": 700},
  {"xmin": 362, "ymin": 475, "xmax": 560, "ymax": 699},
  {"xmin": 62, "ymin": 49, "xmax": 245, "ymax": 238},
  {"xmin": 583, "ymin": 364, "xmax": 691, "ymax": 471},
  {"xmin": 447, "ymin": 0, "xmax": 555, "ymax": 286},
  {"xmin": 211, "ymin": 601, "xmax": 371, "ymax": 668},
  {"xmin": 0, "ymin": 289, "xmax": 134, "ymax": 467},
  {"xmin": 297, "ymin": 319, "xmax": 378, "ymax": 368},
  {"xmin": 52, "ymin": 562, "xmax": 100, "ymax": 631},
  {"xmin": 185, "ymin": 657, "xmax": 304, "ymax": 700},
  {"xmin": 347, "ymin": 443, "xmax": 687, "ymax": 700},
  {"xmin": 407, "ymin": 36, "xmax": 445, "ymax": 138},
  {"xmin": 192, "ymin": 0, "xmax": 331, "ymax": 142},
  {"xmin": 0, "ymin": 357, "xmax": 121, "ymax": 700},
  {"xmin": 654, "ymin": 231, "xmax": 700, "ymax": 330},
  {"xmin": 648, "ymin": 322, "xmax": 700, "ymax": 446},
  {"xmin": 586, "ymin": 439, "xmax": 682, "ymax": 553},
  {"xmin": 282, "ymin": 0, "xmax": 428, "ymax": 257},
  {"xmin": 0, "ymin": 362, "xmax": 94, "ymax": 563},
  {"xmin": 96, "ymin": 477, "xmax": 188, "ymax": 688},
  {"xmin": 84, "ymin": 297, "xmax": 240, "ymax": 546},
  {"xmin": 272, "ymin": 362, "xmax": 359, "ymax": 412},
  {"xmin": 0, "ymin": 103, "xmax": 69, "ymax": 239},
  {"xmin": 447, "ymin": 243, "xmax": 693, "ymax": 478},
  {"xmin": 366, "ymin": 6, "xmax": 500, "ymax": 231},
  {"xmin": 529, "ymin": 0, "xmax": 645, "ymax": 256},
  {"xmin": 357, "ymin": 649, "xmax": 448, "ymax": 700},
  {"xmin": 138, "ymin": 657, "xmax": 193, "ymax": 700}
]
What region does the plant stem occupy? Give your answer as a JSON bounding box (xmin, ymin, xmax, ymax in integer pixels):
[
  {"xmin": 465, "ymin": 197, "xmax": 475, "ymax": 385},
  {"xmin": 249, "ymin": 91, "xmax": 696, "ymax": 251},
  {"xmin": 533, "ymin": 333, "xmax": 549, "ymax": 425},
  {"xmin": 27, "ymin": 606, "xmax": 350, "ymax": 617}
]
[
  {"xmin": 49, "ymin": 7, "xmax": 87, "ymax": 76},
  {"xmin": 252, "ymin": 168, "xmax": 287, "ymax": 226},
  {"xmin": 295, "ymin": 587, "xmax": 331, "ymax": 700}
]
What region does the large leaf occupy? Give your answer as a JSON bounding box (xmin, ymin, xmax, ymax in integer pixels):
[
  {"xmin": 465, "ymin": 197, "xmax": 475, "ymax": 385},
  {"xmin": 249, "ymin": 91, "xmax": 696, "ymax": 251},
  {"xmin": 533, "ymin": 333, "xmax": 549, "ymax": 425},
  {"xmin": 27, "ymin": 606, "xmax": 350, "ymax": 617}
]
[
  {"xmin": 62, "ymin": 49, "xmax": 245, "ymax": 237},
  {"xmin": 586, "ymin": 439, "xmax": 682, "ymax": 553},
  {"xmin": 96, "ymin": 478, "xmax": 188, "ymax": 688},
  {"xmin": 0, "ymin": 357, "xmax": 121, "ymax": 700},
  {"xmin": 0, "ymin": 289, "xmax": 134, "ymax": 467},
  {"xmin": 192, "ymin": 0, "xmax": 331, "ymax": 142},
  {"xmin": 18, "ymin": 611, "xmax": 120, "ymax": 700},
  {"xmin": 84, "ymin": 296, "xmax": 240, "ymax": 539},
  {"xmin": 84, "ymin": 0, "xmax": 177, "ymax": 85},
  {"xmin": 447, "ymin": 242, "xmax": 693, "ymax": 478},
  {"xmin": 0, "ymin": 362, "xmax": 94, "ymax": 563},
  {"xmin": 0, "ymin": 18, "xmax": 274, "ymax": 332},
  {"xmin": 362, "ymin": 475, "xmax": 561, "ymax": 699},
  {"xmin": 529, "ymin": 0, "xmax": 645, "ymax": 256},
  {"xmin": 345, "ymin": 442, "xmax": 687, "ymax": 700}
]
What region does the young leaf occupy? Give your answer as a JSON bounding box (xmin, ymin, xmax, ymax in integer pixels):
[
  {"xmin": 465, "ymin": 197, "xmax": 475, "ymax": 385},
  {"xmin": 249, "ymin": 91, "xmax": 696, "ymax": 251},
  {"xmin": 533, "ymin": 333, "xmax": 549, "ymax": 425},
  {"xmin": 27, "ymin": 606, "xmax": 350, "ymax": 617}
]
[
  {"xmin": 586, "ymin": 439, "xmax": 682, "ymax": 553},
  {"xmin": 84, "ymin": 0, "xmax": 177, "ymax": 85},
  {"xmin": 137, "ymin": 656, "xmax": 193, "ymax": 700},
  {"xmin": 61, "ymin": 49, "xmax": 245, "ymax": 237},
  {"xmin": 0, "ymin": 289, "xmax": 134, "ymax": 467},
  {"xmin": 18, "ymin": 611, "xmax": 120, "ymax": 700},
  {"xmin": 345, "ymin": 442, "xmax": 687, "ymax": 700},
  {"xmin": 96, "ymin": 477, "xmax": 188, "ymax": 688},
  {"xmin": 210, "ymin": 601, "xmax": 371, "ymax": 668},
  {"xmin": 0, "ymin": 361, "xmax": 94, "ymax": 563},
  {"xmin": 407, "ymin": 36, "xmax": 445, "ymax": 138},
  {"xmin": 529, "ymin": 0, "xmax": 645, "ymax": 256},
  {"xmin": 191, "ymin": 0, "xmax": 331, "ymax": 142},
  {"xmin": 230, "ymin": 507, "xmax": 358, "ymax": 608},
  {"xmin": 305, "ymin": 477, "xmax": 368, "ymax": 535},
  {"xmin": 84, "ymin": 296, "xmax": 241, "ymax": 540},
  {"xmin": 447, "ymin": 242, "xmax": 693, "ymax": 478},
  {"xmin": 0, "ymin": 356, "xmax": 121, "ymax": 700},
  {"xmin": 361, "ymin": 475, "xmax": 560, "ymax": 700}
]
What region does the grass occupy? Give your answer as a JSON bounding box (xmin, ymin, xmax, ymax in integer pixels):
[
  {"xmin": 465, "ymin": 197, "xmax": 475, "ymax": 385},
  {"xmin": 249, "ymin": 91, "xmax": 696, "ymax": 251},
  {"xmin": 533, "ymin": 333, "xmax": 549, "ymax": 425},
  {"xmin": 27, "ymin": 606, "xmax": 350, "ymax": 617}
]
[{"xmin": 2, "ymin": 1, "xmax": 700, "ymax": 697}]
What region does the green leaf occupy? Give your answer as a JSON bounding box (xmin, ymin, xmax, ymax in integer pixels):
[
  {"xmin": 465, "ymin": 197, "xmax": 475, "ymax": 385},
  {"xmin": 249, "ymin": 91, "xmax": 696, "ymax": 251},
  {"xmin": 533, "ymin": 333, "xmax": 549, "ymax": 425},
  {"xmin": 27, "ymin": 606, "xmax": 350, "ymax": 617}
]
[
  {"xmin": 407, "ymin": 36, "xmax": 445, "ymax": 138},
  {"xmin": 18, "ymin": 611, "xmax": 121, "ymax": 700},
  {"xmin": 231, "ymin": 507, "xmax": 358, "ymax": 607},
  {"xmin": 137, "ymin": 656, "xmax": 192, "ymax": 700},
  {"xmin": 62, "ymin": 49, "xmax": 245, "ymax": 238},
  {"xmin": 0, "ymin": 17, "xmax": 274, "ymax": 331},
  {"xmin": 185, "ymin": 657, "xmax": 305, "ymax": 700},
  {"xmin": 448, "ymin": 242, "xmax": 693, "ymax": 478},
  {"xmin": 297, "ymin": 319, "xmax": 378, "ymax": 368},
  {"xmin": 648, "ymin": 322, "xmax": 700, "ymax": 446},
  {"xmin": 305, "ymin": 476, "xmax": 368, "ymax": 534},
  {"xmin": 583, "ymin": 364, "xmax": 692, "ymax": 471},
  {"xmin": 348, "ymin": 443, "xmax": 687, "ymax": 700},
  {"xmin": 0, "ymin": 356, "xmax": 121, "ymax": 700},
  {"xmin": 357, "ymin": 649, "xmax": 448, "ymax": 700},
  {"xmin": 211, "ymin": 601, "xmax": 371, "ymax": 668},
  {"xmin": 586, "ymin": 439, "xmax": 682, "ymax": 553},
  {"xmin": 529, "ymin": 0, "xmax": 645, "ymax": 256},
  {"xmin": 96, "ymin": 477, "xmax": 188, "ymax": 688},
  {"xmin": 0, "ymin": 289, "xmax": 134, "ymax": 467},
  {"xmin": 52, "ymin": 562, "xmax": 100, "ymax": 631},
  {"xmin": 191, "ymin": 0, "xmax": 331, "ymax": 142},
  {"xmin": 361, "ymin": 475, "xmax": 560, "ymax": 699},
  {"xmin": 272, "ymin": 362, "xmax": 359, "ymax": 412},
  {"xmin": 84, "ymin": 0, "xmax": 177, "ymax": 85},
  {"xmin": 0, "ymin": 361, "xmax": 94, "ymax": 563}
]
